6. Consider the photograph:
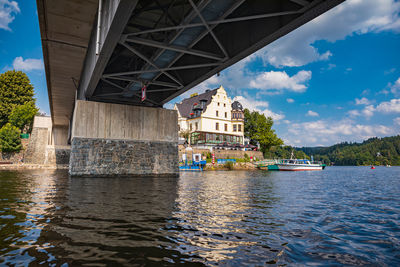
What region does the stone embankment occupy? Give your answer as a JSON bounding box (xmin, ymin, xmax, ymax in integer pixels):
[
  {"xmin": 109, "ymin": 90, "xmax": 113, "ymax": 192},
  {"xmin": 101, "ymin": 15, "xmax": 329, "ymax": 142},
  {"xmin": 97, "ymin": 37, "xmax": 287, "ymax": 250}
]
[{"xmin": 204, "ymin": 162, "xmax": 258, "ymax": 171}]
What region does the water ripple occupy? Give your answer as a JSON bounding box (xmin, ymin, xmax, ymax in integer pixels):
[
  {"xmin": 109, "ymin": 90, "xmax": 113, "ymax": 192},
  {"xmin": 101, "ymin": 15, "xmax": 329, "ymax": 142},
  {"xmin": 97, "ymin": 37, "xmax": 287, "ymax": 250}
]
[{"xmin": 0, "ymin": 167, "xmax": 399, "ymax": 265}]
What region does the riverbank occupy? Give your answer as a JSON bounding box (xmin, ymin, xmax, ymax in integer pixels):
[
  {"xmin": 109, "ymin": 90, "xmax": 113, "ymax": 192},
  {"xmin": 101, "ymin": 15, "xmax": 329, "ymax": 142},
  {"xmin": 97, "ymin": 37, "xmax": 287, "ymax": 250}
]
[
  {"xmin": 0, "ymin": 163, "xmax": 68, "ymax": 170},
  {"xmin": 203, "ymin": 162, "xmax": 258, "ymax": 171}
]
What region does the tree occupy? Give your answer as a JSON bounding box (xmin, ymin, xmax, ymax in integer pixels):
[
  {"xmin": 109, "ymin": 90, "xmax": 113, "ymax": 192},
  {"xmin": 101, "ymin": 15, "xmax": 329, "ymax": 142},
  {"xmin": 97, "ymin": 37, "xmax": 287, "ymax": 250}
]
[
  {"xmin": 9, "ymin": 102, "xmax": 38, "ymax": 132},
  {"xmin": 244, "ymin": 109, "xmax": 283, "ymax": 153},
  {"xmin": 0, "ymin": 70, "xmax": 35, "ymax": 127},
  {"xmin": 0, "ymin": 123, "xmax": 22, "ymax": 152},
  {"xmin": 179, "ymin": 129, "xmax": 190, "ymax": 143}
]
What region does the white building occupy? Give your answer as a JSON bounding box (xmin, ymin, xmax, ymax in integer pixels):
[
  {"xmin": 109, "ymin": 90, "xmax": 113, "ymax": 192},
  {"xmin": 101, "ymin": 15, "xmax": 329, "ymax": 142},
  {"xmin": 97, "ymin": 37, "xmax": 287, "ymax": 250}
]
[{"xmin": 174, "ymin": 86, "xmax": 244, "ymax": 147}]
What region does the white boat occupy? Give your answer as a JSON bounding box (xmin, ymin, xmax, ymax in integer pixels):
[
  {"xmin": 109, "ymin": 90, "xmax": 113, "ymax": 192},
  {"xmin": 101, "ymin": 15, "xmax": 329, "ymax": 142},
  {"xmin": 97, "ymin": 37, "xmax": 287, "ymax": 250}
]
[{"xmin": 276, "ymin": 159, "xmax": 324, "ymax": 171}]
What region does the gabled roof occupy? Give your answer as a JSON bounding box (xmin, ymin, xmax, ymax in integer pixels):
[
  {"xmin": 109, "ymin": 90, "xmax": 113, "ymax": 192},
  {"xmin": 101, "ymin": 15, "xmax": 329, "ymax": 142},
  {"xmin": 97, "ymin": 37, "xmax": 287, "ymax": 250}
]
[{"xmin": 176, "ymin": 88, "xmax": 218, "ymax": 118}]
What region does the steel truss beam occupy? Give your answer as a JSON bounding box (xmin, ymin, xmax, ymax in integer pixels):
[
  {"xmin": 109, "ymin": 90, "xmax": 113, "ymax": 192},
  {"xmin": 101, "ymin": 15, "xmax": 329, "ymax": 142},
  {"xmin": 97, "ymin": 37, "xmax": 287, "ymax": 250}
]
[
  {"xmin": 188, "ymin": 0, "xmax": 229, "ymax": 58},
  {"xmin": 119, "ymin": 42, "xmax": 183, "ymax": 86},
  {"xmin": 127, "ymin": 10, "xmax": 302, "ymax": 36},
  {"xmin": 290, "ymin": 0, "xmax": 310, "ymax": 6},
  {"xmin": 103, "ymin": 62, "xmax": 220, "ymax": 77},
  {"xmin": 106, "ymin": 76, "xmax": 178, "ymax": 88},
  {"xmin": 99, "ymin": 78, "xmax": 160, "ymax": 106},
  {"xmin": 147, "ymin": 0, "xmax": 245, "ymax": 96},
  {"xmin": 125, "ymin": 36, "xmax": 224, "ymax": 60},
  {"xmin": 101, "ymin": 1, "xmax": 214, "ymax": 99},
  {"xmin": 125, "ymin": 0, "xmax": 212, "ymax": 95}
]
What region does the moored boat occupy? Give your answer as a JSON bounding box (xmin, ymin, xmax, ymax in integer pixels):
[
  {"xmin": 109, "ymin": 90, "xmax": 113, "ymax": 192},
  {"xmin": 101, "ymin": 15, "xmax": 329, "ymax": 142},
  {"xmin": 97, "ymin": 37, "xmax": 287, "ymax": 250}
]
[{"xmin": 276, "ymin": 159, "xmax": 325, "ymax": 171}]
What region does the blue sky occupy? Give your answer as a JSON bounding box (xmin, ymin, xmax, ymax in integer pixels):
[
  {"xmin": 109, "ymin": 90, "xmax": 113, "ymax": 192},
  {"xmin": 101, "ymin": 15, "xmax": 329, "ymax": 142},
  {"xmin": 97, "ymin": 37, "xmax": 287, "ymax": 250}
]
[{"xmin": 1, "ymin": 0, "xmax": 400, "ymax": 146}]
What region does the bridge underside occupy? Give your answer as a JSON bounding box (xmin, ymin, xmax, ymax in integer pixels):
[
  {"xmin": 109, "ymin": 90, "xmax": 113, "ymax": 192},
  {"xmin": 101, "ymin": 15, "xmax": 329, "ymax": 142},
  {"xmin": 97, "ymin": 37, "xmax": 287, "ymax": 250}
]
[
  {"xmin": 79, "ymin": 0, "xmax": 344, "ymax": 108},
  {"xmin": 37, "ymin": 0, "xmax": 343, "ymax": 176}
]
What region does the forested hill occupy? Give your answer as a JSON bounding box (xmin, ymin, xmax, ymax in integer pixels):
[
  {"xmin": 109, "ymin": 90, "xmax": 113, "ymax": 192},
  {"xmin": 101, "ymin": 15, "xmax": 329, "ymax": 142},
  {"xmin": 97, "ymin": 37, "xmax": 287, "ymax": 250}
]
[{"xmin": 297, "ymin": 135, "xmax": 400, "ymax": 166}]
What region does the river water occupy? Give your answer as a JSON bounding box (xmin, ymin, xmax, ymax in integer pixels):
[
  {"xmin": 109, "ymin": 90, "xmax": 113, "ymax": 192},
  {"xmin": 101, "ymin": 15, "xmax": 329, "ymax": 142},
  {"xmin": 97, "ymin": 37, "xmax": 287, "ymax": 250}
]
[{"xmin": 0, "ymin": 167, "xmax": 399, "ymax": 266}]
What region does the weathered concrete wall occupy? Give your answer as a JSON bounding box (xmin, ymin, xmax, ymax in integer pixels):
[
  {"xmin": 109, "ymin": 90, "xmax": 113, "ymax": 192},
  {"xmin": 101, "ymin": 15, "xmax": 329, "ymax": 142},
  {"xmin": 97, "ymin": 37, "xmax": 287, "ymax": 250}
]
[
  {"xmin": 24, "ymin": 116, "xmax": 71, "ymax": 166},
  {"xmin": 70, "ymin": 101, "xmax": 179, "ymax": 177},
  {"xmin": 70, "ymin": 138, "xmax": 178, "ymax": 177},
  {"xmin": 24, "ymin": 127, "xmax": 49, "ymax": 164},
  {"xmin": 52, "ymin": 126, "xmax": 69, "ymax": 146},
  {"xmin": 46, "ymin": 145, "xmax": 71, "ymax": 165},
  {"xmin": 72, "ymin": 100, "xmax": 177, "ymax": 141}
]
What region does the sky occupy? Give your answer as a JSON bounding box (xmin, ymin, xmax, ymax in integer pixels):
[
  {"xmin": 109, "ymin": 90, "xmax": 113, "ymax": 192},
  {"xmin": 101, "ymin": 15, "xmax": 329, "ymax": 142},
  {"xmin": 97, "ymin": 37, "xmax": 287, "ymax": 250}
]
[{"xmin": 1, "ymin": 0, "xmax": 400, "ymax": 147}]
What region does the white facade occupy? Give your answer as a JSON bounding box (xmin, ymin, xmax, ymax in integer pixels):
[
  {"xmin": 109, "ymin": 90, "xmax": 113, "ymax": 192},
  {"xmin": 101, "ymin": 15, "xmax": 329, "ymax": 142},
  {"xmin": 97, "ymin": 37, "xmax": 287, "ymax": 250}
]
[{"xmin": 174, "ymin": 86, "xmax": 244, "ymax": 145}]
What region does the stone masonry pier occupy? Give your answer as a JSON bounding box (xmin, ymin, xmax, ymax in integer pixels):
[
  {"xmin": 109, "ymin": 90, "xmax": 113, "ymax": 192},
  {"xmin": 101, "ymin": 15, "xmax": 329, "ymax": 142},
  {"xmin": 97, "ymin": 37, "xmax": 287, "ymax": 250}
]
[{"xmin": 69, "ymin": 100, "xmax": 178, "ymax": 177}]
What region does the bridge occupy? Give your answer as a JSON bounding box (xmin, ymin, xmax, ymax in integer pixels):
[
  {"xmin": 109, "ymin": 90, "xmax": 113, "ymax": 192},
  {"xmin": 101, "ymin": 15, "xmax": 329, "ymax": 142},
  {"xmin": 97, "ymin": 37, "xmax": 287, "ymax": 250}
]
[{"xmin": 37, "ymin": 0, "xmax": 343, "ymax": 176}]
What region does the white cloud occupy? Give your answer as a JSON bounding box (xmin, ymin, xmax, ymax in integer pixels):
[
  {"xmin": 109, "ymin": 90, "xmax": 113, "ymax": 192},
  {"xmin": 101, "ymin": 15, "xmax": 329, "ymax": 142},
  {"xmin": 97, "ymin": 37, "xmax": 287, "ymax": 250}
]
[
  {"xmin": 390, "ymin": 77, "xmax": 400, "ymax": 95},
  {"xmin": 345, "ymin": 67, "xmax": 353, "ymax": 73},
  {"xmin": 286, "ymin": 98, "xmax": 294, "ymax": 103},
  {"xmin": 0, "ymin": 0, "xmax": 20, "ymax": 31},
  {"xmin": 376, "ymin": 98, "xmax": 400, "ymax": 113},
  {"xmin": 249, "ymin": 70, "xmax": 312, "ymax": 93},
  {"xmin": 394, "ymin": 117, "xmax": 400, "ymax": 126},
  {"xmin": 233, "ymin": 95, "xmax": 285, "ymax": 121},
  {"xmin": 172, "ymin": 62, "xmax": 311, "ymax": 104},
  {"xmin": 255, "ymin": 0, "xmax": 400, "ymax": 68},
  {"xmin": 362, "ymin": 105, "xmax": 376, "ymax": 118},
  {"xmin": 285, "ymin": 119, "xmax": 394, "ymax": 146},
  {"xmin": 12, "ymin": 57, "xmax": 44, "ymax": 71},
  {"xmin": 384, "ymin": 68, "xmax": 396, "ymax": 75},
  {"xmin": 348, "ymin": 110, "xmax": 361, "ymax": 117},
  {"xmin": 355, "ymin": 97, "xmax": 371, "ymax": 105},
  {"xmin": 306, "ymin": 110, "xmax": 319, "ymax": 117}
]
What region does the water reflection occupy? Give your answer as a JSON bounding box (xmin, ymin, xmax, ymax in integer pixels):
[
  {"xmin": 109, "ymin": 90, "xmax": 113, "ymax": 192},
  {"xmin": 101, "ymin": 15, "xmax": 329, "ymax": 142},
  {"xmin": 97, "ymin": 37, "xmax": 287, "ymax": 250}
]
[
  {"xmin": 40, "ymin": 174, "xmax": 188, "ymax": 266},
  {"xmin": 0, "ymin": 170, "xmax": 59, "ymax": 264},
  {"xmin": 1, "ymin": 167, "xmax": 400, "ymax": 266},
  {"xmin": 173, "ymin": 171, "xmax": 283, "ymax": 265}
]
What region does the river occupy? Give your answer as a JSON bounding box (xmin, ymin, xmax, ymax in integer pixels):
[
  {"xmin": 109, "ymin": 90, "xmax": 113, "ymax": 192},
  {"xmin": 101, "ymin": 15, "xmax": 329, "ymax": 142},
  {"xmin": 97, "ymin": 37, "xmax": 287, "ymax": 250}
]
[{"xmin": 0, "ymin": 167, "xmax": 399, "ymax": 266}]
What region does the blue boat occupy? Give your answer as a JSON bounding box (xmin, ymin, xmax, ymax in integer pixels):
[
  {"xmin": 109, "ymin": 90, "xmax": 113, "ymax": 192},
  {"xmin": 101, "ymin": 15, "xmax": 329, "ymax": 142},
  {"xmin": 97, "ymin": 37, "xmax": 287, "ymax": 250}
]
[{"xmin": 179, "ymin": 160, "xmax": 207, "ymax": 172}]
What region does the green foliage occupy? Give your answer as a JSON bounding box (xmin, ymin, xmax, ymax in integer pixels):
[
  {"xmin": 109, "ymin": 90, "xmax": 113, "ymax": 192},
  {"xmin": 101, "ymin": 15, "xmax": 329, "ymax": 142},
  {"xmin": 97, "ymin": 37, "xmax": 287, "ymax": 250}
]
[
  {"xmin": 224, "ymin": 161, "xmax": 234, "ymax": 170},
  {"xmin": 244, "ymin": 108, "xmax": 283, "ymax": 153},
  {"xmin": 297, "ymin": 135, "xmax": 400, "ymax": 166},
  {"xmin": 265, "ymin": 145, "xmax": 309, "ymax": 160},
  {"xmin": 179, "ymin": 129, "xmax": 190, "ymax": 142},
  {"xmin": 0, "ymin": 123, "xmax": 22, "ymax": 152},
  {"xmin": 0, "ymin": 70, "xmax": 36, "ymax": 127},
  {"xmin": 9, "ymin": 102, "xmax": 38, "ymax": 132}
]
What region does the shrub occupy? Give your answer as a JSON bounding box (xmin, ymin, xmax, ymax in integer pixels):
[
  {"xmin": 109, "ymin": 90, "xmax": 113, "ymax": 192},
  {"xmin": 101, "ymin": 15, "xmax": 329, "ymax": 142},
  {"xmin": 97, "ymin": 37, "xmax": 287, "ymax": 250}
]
[
  {"xmin": 9, "ymin": 102, "xmax": 38, "ymax": 132},
  {"xmin": 0, "ymin": 123, "xmax": 22, "ymax": 152},
  {"xmin": 0, "ymin": 70, "xmax": 35, "ymax": 127},
  {"xmin": 224, "ymin": 161, "xmax": 234, "ymax": 170}
]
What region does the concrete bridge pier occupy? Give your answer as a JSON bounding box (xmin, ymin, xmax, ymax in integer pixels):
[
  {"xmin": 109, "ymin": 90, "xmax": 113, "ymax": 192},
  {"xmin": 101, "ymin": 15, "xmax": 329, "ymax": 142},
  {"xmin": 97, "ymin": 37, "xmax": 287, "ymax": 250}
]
[{"xmin": 69, "ymin": 100, "xmax": 179, "ymax": 177}]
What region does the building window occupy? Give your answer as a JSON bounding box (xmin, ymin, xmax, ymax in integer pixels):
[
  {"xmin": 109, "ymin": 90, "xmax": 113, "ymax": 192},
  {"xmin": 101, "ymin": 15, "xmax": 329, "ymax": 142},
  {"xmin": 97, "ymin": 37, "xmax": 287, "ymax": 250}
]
[
  {"xmin": 238, "ymin": 124, "xmax": 242, "ymax": 132},
  {"xmin": 216, "ymin": 123, "xmax": 219, "ymax": 130},
  {"xmin": 233, "ymin": 124, "xmax": 237, "ymax": 132},
  {"xmin": 190, "ymin": 123, "xmax": 192, "ymax": 131},
  {"xmin": 225, "ymin": 112, "xmax": 227, "ymax": 118},
  {"xmin": 218, "ymin": 102, "xmax": 220, "ymax": 106},
  {"xmin": 195, "ymin": 122, "xmax": 198, "ymax": 130},
  {"xmin": 224, "ymin": 123, "xmax": 227, "ymax": 131},
  {"xmin": 178, "ymin": 125, "xmax": 180, "ymax": 131},
  {"xmin": 216, "ymin": 110, "xmax": 219, "ymax": 117},
  {"xmin": 224, "ymin": 103, "xmax": 226, "ymax": 107}
]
